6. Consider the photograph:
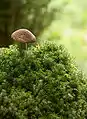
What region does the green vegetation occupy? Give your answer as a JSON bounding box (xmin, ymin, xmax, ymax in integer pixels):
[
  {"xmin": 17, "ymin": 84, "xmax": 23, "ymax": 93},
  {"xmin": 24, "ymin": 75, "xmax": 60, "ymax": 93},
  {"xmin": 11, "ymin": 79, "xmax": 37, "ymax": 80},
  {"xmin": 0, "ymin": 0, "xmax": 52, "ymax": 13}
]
[
  {"xmin": 1, "ymin": 0, "xmax": 87, "ymax": 118},
  {"xmin": 0, "ymin": 43, "xmax": 87, "ymax": 119}
]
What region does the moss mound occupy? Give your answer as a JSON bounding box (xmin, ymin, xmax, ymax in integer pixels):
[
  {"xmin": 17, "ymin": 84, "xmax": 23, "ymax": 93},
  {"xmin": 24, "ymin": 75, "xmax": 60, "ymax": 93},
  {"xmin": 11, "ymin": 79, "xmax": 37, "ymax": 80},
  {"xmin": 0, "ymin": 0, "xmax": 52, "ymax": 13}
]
[{"xmin": 0, "ymin": 43, "xmax": 87, "ymax": 119}]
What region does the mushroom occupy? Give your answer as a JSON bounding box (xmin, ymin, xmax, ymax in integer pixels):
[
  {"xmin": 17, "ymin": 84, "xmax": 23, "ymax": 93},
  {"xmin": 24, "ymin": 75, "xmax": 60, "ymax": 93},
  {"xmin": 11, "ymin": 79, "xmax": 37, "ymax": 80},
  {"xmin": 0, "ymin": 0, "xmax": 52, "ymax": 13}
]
[{"xmin": 11, "ymin": 29, "xmax": 36, "ymax": 50}]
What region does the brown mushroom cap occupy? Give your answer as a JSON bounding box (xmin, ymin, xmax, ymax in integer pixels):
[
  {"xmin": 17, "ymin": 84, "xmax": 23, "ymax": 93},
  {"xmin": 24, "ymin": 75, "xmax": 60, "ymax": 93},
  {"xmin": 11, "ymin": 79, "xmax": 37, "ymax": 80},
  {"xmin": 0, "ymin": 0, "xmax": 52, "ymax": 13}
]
[{"xmin": 11, "ymin": 29, "xmax": 36, "ymax": 43}]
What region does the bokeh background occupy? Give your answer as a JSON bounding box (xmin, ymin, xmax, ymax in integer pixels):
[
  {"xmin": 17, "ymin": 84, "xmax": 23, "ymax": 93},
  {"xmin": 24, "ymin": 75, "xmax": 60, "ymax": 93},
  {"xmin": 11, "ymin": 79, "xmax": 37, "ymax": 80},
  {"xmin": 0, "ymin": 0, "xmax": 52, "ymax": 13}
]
[{"xmin": 0, "ymin": 0, "xmax": 87, "ymax": 74}]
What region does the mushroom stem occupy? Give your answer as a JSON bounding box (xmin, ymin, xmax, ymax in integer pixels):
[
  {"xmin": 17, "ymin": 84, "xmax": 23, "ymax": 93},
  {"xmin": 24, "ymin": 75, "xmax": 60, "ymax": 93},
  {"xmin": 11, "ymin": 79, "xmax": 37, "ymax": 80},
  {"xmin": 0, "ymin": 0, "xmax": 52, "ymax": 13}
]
[
  {"xmin": 25, "ymin": 43, "xmax": 28, "ymax": 50},
  {"xmin": 18, "ymin": 43, "xmax": 24, "ymax": 56}
]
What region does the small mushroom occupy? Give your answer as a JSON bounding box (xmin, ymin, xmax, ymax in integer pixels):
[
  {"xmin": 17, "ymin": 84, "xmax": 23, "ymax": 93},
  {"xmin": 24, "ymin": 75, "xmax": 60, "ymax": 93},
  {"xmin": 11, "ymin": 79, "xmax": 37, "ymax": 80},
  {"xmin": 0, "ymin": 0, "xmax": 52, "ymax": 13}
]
[{"xmin": 11, "ymin": 29, "xmax": 36, "ymax": 50}]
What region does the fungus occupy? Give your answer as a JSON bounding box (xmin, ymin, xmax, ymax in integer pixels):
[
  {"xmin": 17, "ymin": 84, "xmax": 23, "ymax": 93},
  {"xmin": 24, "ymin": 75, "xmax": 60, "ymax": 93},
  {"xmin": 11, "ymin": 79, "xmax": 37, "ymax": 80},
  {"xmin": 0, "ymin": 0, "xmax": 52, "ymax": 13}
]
[{"xmin": 11, "ymin": 29, "xmax": 36, "ymax": 50}]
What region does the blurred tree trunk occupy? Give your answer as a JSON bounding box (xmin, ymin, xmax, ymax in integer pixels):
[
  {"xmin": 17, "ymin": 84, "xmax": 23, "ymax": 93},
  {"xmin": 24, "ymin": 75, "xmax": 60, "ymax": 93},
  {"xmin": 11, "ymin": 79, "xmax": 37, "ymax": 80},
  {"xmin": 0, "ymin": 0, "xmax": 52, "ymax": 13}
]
[
  {"xmin": 0, "ymin": 22, "xmax": 12, "ymax": 47},
  {"xmin": 0, "ymin": 0, "xmax": 66, "ymax": 47},
  {"xmin": 0, "ymin": 0, "xmax": 23, "ymax": 47},
  {"xmin": 0, "ymin": 31, "xmax": 10, "ymax": 47}
]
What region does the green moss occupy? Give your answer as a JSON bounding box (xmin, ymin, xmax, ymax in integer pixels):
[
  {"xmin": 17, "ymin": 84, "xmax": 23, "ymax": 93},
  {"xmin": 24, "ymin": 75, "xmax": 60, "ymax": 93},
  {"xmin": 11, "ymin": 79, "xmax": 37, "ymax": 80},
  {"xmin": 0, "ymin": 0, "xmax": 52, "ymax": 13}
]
[{"xmin": 0, "ymin": 43, "xmax": 86, "ymax": 119}]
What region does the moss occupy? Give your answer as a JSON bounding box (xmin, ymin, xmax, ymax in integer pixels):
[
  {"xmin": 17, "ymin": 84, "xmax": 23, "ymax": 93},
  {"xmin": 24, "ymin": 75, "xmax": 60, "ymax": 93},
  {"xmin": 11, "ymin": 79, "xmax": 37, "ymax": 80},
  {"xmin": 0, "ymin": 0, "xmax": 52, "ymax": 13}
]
[{"xmin": 0, "ymin": 43, "xmax": 86, "ymax": 119}]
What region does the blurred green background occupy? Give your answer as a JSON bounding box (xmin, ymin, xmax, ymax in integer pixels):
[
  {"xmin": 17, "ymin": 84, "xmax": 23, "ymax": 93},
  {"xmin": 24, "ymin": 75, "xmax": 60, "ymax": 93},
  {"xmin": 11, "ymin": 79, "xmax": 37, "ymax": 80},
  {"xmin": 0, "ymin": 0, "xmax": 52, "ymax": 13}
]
[{"xmin": 0, "ymin": 0, "xmax": 87, "ymax": 73}]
